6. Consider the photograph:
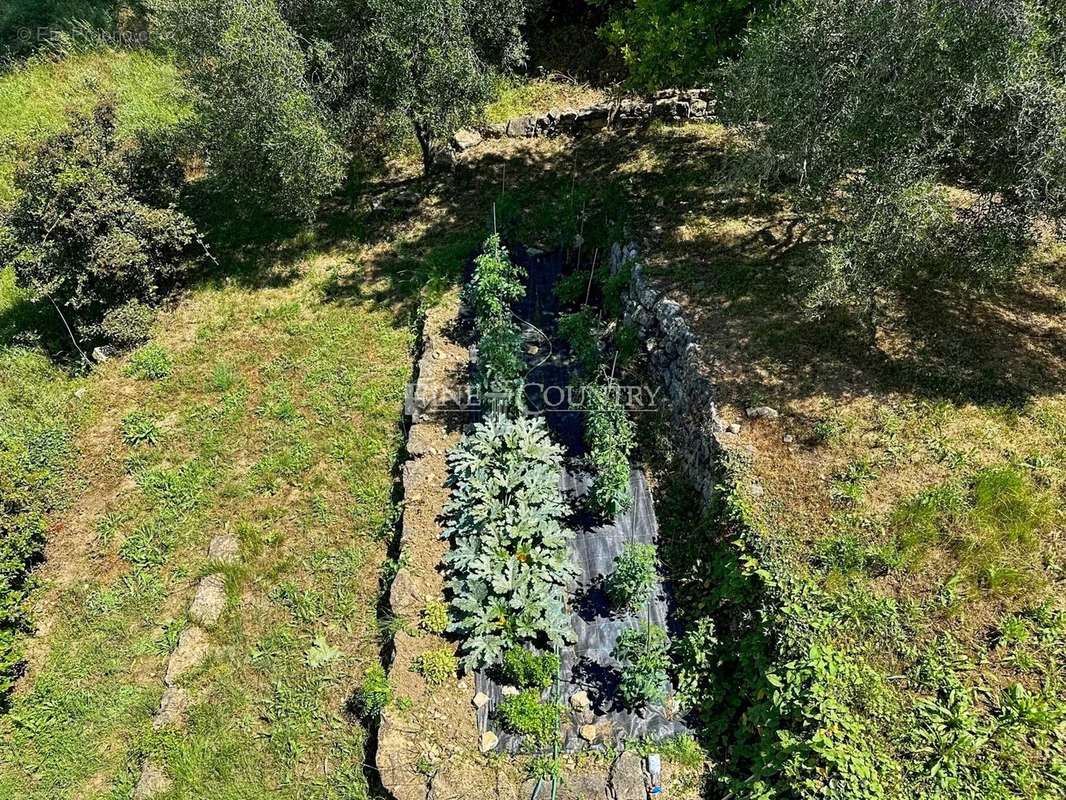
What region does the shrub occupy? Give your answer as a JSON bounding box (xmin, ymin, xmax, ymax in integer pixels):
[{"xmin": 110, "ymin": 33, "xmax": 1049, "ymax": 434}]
[
  {"xmin": 124, "ymin": 342, "xmax": 172, "ymax": 380},
  {"xmin": 355, "ymin": 664, "xmax": 391, "ymax": 717},
  {"xmin": 613, "ymin": 622, "xmax": 670, "ymax": 709},
  {"xmin": 1, "ymin": 102, "xmax": 198, "ymax": 348},
  {"xmin": 721, "ymin": 0, "xmax": 1066, "ymax": 330},
  {"xmin": 497, "ymin": 689, "xmax": 564, "ymax": 746},
  {"xmin": 596, "ymin": 0, "xmax": 771, "ymax": 90},
  {"xmin": 413, "ymin": 646, "xmax": 458, "ymax": 685},
  {"xmin": 421, "ymin": 599, "xmax": 450, "ymax": 635},
  {"xmin": 99, "ymin": 300, "xmax": 156, "ymax": 348},
  {"xmin": 443, "ymin": 414, "xmax": 576, "ymax": 667},
  {"xmin": 607, "ymin": 543, "xmax": 657, "ymax": 612},
  {"xmin": 501, "ymin": 647, "xmax": 560, "ymax": 690},
  {"xmin": 585, "ymin": 382, "xmax": 636, "ymax": 516}
]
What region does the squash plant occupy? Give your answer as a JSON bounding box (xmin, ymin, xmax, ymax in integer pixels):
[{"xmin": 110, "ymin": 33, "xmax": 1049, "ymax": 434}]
[
  {"xmin": 585, "ymin": 382, "xmax": 636, "ymax": 517},
  {"xmin": 443, "ymin": 414, "xmax": 576, "ymax": 667}
]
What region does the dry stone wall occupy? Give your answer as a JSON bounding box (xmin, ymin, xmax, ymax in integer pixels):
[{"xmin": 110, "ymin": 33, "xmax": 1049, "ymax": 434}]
[
  {"xmin": 611, "ymin": 243, "xmax": 725, "ymax": 501},
  {"xmin": 446, "ymin": 89, "xmax": 717, "ymax": 157}
]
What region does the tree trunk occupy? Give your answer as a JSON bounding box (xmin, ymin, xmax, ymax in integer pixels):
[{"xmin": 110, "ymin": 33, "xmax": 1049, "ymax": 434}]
[{"xmin": 413, "ymin": 120, "xmax": 434, "ymax": 175}]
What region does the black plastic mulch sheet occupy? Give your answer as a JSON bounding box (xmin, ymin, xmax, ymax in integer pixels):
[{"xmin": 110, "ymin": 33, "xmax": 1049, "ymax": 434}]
[{"xmin": 472, "ymin": 246, "xmax": 690, "ymax": 754}]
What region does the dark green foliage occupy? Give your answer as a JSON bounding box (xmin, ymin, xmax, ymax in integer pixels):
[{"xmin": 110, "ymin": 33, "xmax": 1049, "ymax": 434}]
[
  {"xmin": 721, "ymin": 0, "xmax": 1066, "ymax": 327},
  {"xmin": 558, "ymin": 308, "xmax": 602, "ymax": 375},
  {"xmin": 613, "ymin": 622, "xmax": 669, "ymax": 709},
  {"xmin": 275, "ymin": 0, "xmax": 528, "ymax": 173},
  {"xmin": 607, "ymin": 542, "xmax": 657, "ymax": 612},
  {"xmin": 497, "ymin": 688, "xmax": 563, "ymax": 745},
  {"xmin": 355, "ymin": 664, "xmax": 391, "ymax": 717},
  {"xmin": 584, "ymin": 382, "xmax": 635, "ymax": 516},
  {"xmin": 99, "ymin": 299, "xmax": 155, "ymax": 348},
  {"xmin": 357, "ymin": 0, "xmax": 528, "ymax": 170},
  {"xmin": 1, "ymin": 103, "xmax": 197, "ymax": 348},
  {"xmin": 152, "ymin": 0, "xmax": 345, "ymax": 219},
  {"xmin": 0, "ymin": 447, "xmax": 51, "ymax": 697},
  {"xmin": 501, "ymin": 647, "xmax": 560, "ymax": 690},
  {"xmin": 595, "ymin": 0, "xmax": 770, "ymax": 90},
  {"xmin": 443, "ymin": 415, "xmax": 575, "ymax": 667},
  {"xmin": 466, "ymin": 236, "xmax": 528, "ymax": 408}
]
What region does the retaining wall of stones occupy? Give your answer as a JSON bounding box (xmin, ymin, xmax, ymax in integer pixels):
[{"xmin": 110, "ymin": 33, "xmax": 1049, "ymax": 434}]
[
  {"xmin": 447, "ymin": 89, "xmax": 717, "ymax": 157},
  {"xmin": 611, "ymin": 243, "xmax": 725, "ymax": 502}
]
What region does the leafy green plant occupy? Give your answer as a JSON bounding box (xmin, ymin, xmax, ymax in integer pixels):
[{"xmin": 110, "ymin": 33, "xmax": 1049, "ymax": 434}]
[
  {"xmin": 613, "ymin": 622, "xmax": 670, "ymax": 709},
  {"xmin": 559, "ymin": 308, "xmax": 603, "ymax": 375},
  {"xmin": 466, "ymin": 236, "xmax": 527, "ymax": 409},
  {"xmin": 118, "ymin": 521, "xmax": 175, "ymax": 568},
  {"xmin": 121, "ymin": 411, "xmax": 160, "ymax": 447},
  {"xmin": 443, "ymin": 414, "xmax": 576, "ymax": 668},
  {"xmin": 607, "ymin": 543, "xmax": 658, "ymax": 612},
  {"xmin": 496, "ymin": 689, "xmax": 563, "ymax": 746},
  {"xmin": 585, "ymin": 382, "xmax": 636, "ymax": 517},
  {"xmin": 421, "ymin": 599, "xmax": 450, "ymax": 635},
  {"xmin": 355, "ymin": 664, "xmax": 392, "ymax": 717},
  {"xmin": 1, "ymin": 102, "xmax": 198, "ymax": 348},
  {"xmin": 124, "ymin": 343, "xmax": 172, "ymax": 381},
  {"xmin": 501, "ymin": 647, "xmax": 560, "ymax": 690},
  {"xmin": 466, "ymin": 235, "xmax": 525, "ymax": 327},
  {"xmin": 413, "ymin": 646, "xmax": 457, "ymax": 686}
]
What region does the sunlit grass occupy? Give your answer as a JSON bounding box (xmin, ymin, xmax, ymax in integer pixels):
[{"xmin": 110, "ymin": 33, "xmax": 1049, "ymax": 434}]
[{"xmin": 0, "ymin": 48, "xmax": 187, "ymax": 202}]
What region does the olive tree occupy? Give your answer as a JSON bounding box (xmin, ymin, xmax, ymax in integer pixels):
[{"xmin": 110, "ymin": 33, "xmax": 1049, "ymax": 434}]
[
  {"xmin": 720, "ymin": 0, "xmax": 1066, "ymax": 335},
  {"xmin": 280, "ymin": 0, "xmax": 527, "ymax": 172},
  {"xmin": 151, "ymin": 0, "xmax": 346, "ymax": 219}
]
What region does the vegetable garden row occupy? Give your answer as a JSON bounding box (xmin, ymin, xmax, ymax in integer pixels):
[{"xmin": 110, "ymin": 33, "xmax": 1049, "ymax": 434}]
[{"xmin": 443, "ymin": 236, "xmax": 683, "ymax": 757}]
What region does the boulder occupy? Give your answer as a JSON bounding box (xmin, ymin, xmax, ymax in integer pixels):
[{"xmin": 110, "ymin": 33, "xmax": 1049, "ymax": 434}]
[
  {"xmin": 208, "ymin": 533, "xmax": 240, "ymax": 564},
  {"xmin": 152, "ymin": 687, "xmax": 189, "ymax": 730},
  {"xmin": 133, "ymin": 762, "xmax": 171, "ymax": 799},
  {"xmin": 479, "ymin": 731, "xmax": 499, "ymax": 752},
  {"xmin": 451, "ymin": 128, "xmax": 482, "ymax": 152},
  {"xmin": 745, "ymin": 406, "xmax": 780, "ymax": 420},
  {"xmin": 569, "ymin": 690, "xmax": 591, "ymax": 712},
  {"xmin": 557, "ymin": 771, "xmax": 609, "ymax": 800}
]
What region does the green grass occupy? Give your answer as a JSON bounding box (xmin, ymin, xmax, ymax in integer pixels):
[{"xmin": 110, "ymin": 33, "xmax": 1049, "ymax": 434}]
[
  {"xmin": 0, "ymin": 48, "xmax": 187, "ymax": 202},
  {"xmin": 0, "ymin": 0, "xmax": 119, "ymax": 55},
  {"xmin": 483, "ymin": 76, "xmax": 605, "ymax": 124},
  {"xmin": 0, "ymin": 210, "xmax": 420, "ymax": 797}
]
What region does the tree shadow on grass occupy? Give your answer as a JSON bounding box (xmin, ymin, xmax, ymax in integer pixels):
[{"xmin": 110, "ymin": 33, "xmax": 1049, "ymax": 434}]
[{"xmin": 462, "ymin": 122, "xmax": 1066, "ymax": 412}]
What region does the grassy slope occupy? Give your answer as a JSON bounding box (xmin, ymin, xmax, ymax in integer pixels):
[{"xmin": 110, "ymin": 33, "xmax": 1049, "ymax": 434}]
[
  {"xmin": 0, "ymin": 191, "xmax": 481, "ymax": 798},
  {"xmin": 0, "ymin": 49, "xmax": 492, "ymax": 798},
  {"xmin": 0, "ymin": 47, "xmax": 186, "ymax": 202}
]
